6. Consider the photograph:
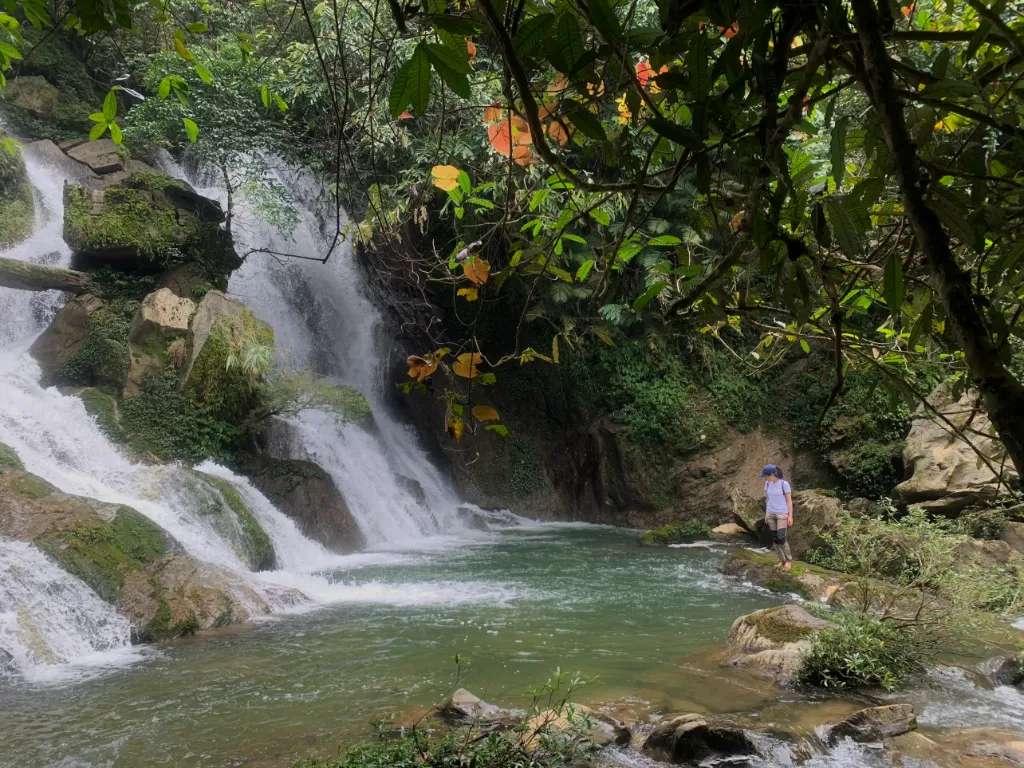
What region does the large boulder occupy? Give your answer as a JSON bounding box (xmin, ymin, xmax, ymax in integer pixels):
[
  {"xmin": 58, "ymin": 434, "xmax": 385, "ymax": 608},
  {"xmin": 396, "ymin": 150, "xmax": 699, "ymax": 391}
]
[
  {"xmin": 0, "ymin": 446, "xmax": 291, "ymax": 638},
  {"xmin": 745, "ymin": 489, "xmax": 842, "ymax": 558},
  {"xmin": 28, "ymin": 294, "xmax": 107, "ymax": 385},
  {"xmin": 0, "ymin": 133, "xmax": 34, "ymax": 248},
  {"xmin": 522, "ymin": 704, "xmax": 630, "ymax": 751},
  {"xmin": 896, "ymin": 386, "xmax": 1016, "ymax": 514},
  {"xmin": 642, "ymin": 713, "xmax": 758, "ymax": 765},
  {"xmin": 182, "ymin": 291, "xmax": 273, "ymax": 421},
  {"xmin": 1, "ymin": 75, "xmax": 60, "ymax": 117},
  {"xmin": 822, "ymin": 704, "xmax": 917, "ymax": 744},
  {"xmin": 63, "ymin": 170, "xmax": 237, "ymax": 278},
  {"xmin": 124, "ymin": 288, "xmax": 196, "ymax": 397},
  {"xmin": 725, "ymin": 603, "xmax": 833, "ymax": 684},
  {"xmin": 239, "ymin": 455, "xmax": 365, "ymax": 553}
]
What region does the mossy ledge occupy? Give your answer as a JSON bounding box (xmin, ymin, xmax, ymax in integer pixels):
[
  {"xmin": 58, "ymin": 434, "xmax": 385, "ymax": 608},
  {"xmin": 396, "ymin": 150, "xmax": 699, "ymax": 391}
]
[
  {"xmin": 198, "ymin": 472, "xmax": 276, "ymax": 571},
  {"xmin": 35, "ymin": 507, "xmax": 169, "ymax": 603},
  {"xmin": 639, "ymin": 520, "xmax": 712, "ymax": 546}
]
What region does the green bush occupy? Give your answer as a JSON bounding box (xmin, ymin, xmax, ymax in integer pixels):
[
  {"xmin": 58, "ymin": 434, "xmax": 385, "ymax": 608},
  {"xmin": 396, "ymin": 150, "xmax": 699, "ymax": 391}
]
[
  {"xmin": 58, "ymin": 301, "xmax": 136, "ymax": 387},
  {"xmin": 832, "ymin": 440, "xmax": 904, "ymax": 499},
  {"xmin": 796, "ymin": 613, "xmax": 929, "ymax": 691},
  {"xmin": 120, "ymin": 369, "xmax": 241, "ymax": 463},
  {"xmin": 957, "ymin": 507, "xmax": 1010, "ymax": 540}
]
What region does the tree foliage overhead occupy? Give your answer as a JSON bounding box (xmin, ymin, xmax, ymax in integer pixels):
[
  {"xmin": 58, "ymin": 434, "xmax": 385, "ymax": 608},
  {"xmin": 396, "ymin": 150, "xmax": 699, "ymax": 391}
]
[{"xmin": 2, "ymin": 0, "xmax": 1023, "ymax": 479}]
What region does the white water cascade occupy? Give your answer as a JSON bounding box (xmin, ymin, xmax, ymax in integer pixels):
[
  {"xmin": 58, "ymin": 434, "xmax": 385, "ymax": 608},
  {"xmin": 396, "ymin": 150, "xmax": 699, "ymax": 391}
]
[
  {"xmin": 0, "ymin": 140, "xmax": 474, "ymax": 681},
  {"xmin": 171, "ymin": 158, "xmax": 470, "ymax": 547}
]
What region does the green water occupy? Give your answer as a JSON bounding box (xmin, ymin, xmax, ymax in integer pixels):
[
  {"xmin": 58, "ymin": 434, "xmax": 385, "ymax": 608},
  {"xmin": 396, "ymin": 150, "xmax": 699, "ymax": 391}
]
[{"xmin": 0, "ymin": 526, "xmax": 778, "ymax": 768}]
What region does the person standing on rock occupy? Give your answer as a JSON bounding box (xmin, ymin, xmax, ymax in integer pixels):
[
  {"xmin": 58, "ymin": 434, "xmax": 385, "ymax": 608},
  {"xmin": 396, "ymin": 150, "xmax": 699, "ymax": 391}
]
[{"xmin": 762, "ymin": 464, "xmax": 794, "ymax": 571}]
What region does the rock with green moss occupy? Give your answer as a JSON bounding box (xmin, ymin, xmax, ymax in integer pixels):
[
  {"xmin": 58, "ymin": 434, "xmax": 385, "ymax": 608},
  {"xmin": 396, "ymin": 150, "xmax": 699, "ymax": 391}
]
[
  {"xmin": 0, "ymin": 134, "xmax": 34, "ymax": 248},
  {"xmin": 123, "ymin": 287, "xmax": 196, "ymax": 397},
  {"xmin": 192, "ymin": 471, "xmax": 276, "ymax": 571},
  {"xmin": 639, "ymin": 520, "xmax": 712, "ymax": 546},
  {"xmin": 0, "ymin": 442, "xmax": 24, "ymax": 472},
  {"xmin": 183, "ymin": 291, "xmax": 274, "ymax": 423},
  {"xmin": 725, "ymin": 603, "xmax": 835, "ymax": 684},
  {"xmin": 64, "ymin": 171, "xmax": 238, "ymax": 278}
]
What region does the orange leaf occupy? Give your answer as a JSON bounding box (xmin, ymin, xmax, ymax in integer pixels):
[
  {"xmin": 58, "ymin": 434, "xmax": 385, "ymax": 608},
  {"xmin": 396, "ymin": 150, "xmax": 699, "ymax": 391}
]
[
  {"xmin": 483, "ymin": 103, "xmax": 504, "ymax": 124},
  {"xmin": 447, "ymin": 416, "xmax": 465, "ymax": 441},
  {"xmin": 406, "ymin": 354, "xmax": 439, "ymax": 382},
  {"xmin": 452, "ymin": 352, "xmax": 482, "ymax": 379},
  {"xmin": 431, "ymin": 164, "xmax": 461, "ymax": 192},
  {"xmin": 463, "ymin": 258, "xmax": 491, "ymax": 286},
  {"xmin": 466, "ymin": 40, "xmax": 477, "ymax": 61},
  {"xmin": 546, "ymin": 73, "xmax": 569, "ymax": 97},
  {"xmin": 635, "ymin": 59, "xmax": 654, "ymax": 88},
  {"xmin": 457, "ymin": 286, "xmax": 479, "ymax": 301},
  {"xmin": 512, "ymin": 144, "xmax": 534, "ymax": 167},
  {"xmin": 729, "ymin": 210, "xmax": 746, "ymax": 232},
  {"xmin": 398, "ymin": 111, "xmax": 414, "ymax": 120},
  {"xmin": 721, "ymin": 21, "xmax": 739, "ymax": 39},
  {"xmin": 471, "ymin": 404, "xmax": 500, "ymax": 422},
  {"xmin": 901, "ymin": 4, "xmax": 913, "ymax": 17}
]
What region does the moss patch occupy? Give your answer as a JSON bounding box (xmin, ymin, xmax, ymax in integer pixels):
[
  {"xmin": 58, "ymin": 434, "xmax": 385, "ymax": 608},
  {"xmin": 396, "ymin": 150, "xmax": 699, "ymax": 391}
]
[
  {"xmin": 0, "ymin": 136, "xmax": 34, "ymax": 247},
  {"xmin": 198, "ymin": 473, "xmax": 276, "ymax": 571},
  {"xmin": 144, "ymin": 597, "xmax": 200, "ymax": 641},
  {"xmin": 78, "ymin": 387, "xmax": 125, "ymax": 440},
  {"xmin": 57, "ymin": 300, "xmax": 135, "ymax": 388},
  {"xmin": 0, "ymin": 442, "xmax": 24, "ymax": 472},
  {"xmin": 36, "ymin": 507, "xmax": 168, "ymax": 603},
  {"xmin": 9, "ymin": 473, "xmax": 56, "ymax": 499},
  {"xmin": 639, "ymin": 520, "xmax": 712, "ymax": 546},
  {"xmin": 749, "ymin": 609, "xmax": 821, "ymax": 644}
]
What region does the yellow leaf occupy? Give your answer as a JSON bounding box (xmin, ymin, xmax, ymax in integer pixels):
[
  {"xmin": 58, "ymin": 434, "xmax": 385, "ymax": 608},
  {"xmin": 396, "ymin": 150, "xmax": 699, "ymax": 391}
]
[
  {"xmin": 431, "ymin": 164, "xmax": 461, "ymax": 192},
  {"xmin": 551, "ymin": 335, "xmax": 560, "ymax": 364},
  {"xmin": 463, "ymin": 258, "xmax": 491, "ymax": 286},
  {"xmin": 452, "ymin": 352, "xmax": 482, "ymax": 379},
  {"xmin": 471, "ymin": 405, "xmax": 500, "ymax": 422},
  {"xmin": 457, "ymin": 287, "xmax": 479, "ymax": 302},
  {"xmin": 407, "ymin": 353, "xmax": 439, "ymax": 382},
  {"xmin": 448, "ymin": 416, "xmax": 464, "ymax": 441}
]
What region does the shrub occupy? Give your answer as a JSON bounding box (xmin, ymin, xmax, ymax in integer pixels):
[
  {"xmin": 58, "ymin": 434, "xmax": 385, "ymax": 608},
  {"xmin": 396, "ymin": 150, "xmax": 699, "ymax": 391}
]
[
  {"xmin": 832, "ymin": 440, "xmax": 904, "ymax": 499},
  {"xmin": 957, "ymin": 507, "xmax": 1009, "ymax": 540},
  {"xmin": 797, "ymin": 612, "xmax": 929, "ymax": 691},
  {"xmin": 58, "ymin": 301, "xmax": 136, "ymax": 387}
]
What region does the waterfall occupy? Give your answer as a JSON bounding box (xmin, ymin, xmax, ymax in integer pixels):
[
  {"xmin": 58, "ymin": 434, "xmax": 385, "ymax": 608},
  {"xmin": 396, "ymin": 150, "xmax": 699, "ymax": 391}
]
[
  {"xmin": 170, "ymin": 158, "xmax": 469, "ymax": 547},
  {"xmin": 0, "ymin": 136, "xmax": 475, "ymax": 680}
]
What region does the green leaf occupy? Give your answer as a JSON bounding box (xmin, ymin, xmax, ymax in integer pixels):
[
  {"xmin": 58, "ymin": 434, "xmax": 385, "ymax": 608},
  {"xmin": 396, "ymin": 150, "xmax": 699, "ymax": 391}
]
[
  {"xmin": 576, "ymin": 259, "xmax": 595, "ymax": 281},
  {"xmin": 425, "ymin": 41, "xmax": 470, "ymax": 74},
  {"xmin": 158, "ymin": 76, "xmax": 172, "ymax": 99},
  {"xmin": 186, "ymin": 21, "xmax": 207, "ymax": 33},
  {"xmin": 589, "ymin": 208, "xmax": 610, "ymax": 226},
  {"xmin": 883, "ymin": 251, "xmax": 905, "ymax": 312},
  {"xmin": 648, "ymin": 117, "xmax": 699, "ymax": 149},
  {"xmin": 426, "ymin": 14, "xmax": 481, "ymax": 34},
  {"xmin": 485, "ymin": 424, "xmax": 510, "ymax": 438},
  {"xmin": 183, "ymin": 117, "xmax": 199, "ymax": 143},
  {"xmin": 930, "ymin": 186, "xmax": 983, "ymax": 253},
  {"xmin": 173, "ymin": 29, "xmax": 193, "ymax": 61},
  {"xmin": 108, "ymin": 122, "xmax": 122, "ymax": 145},
  {"xmin": 824, "ymin": 197, "xmax": 864, "ymax": 258},
  {"xmin": 586, "ymin": 0, "xmax": 621, "ymax": 39},
  {"xmin": 102, "ymin": 89, "xmax": 117, "ymax": 121},
  {"xmin": 88, "ymin": 122, "xmax": 107, "ymax": 141},
  {"xmin": 88, "ymin": 111, "xmax": 106, "ymax": 123},
  {"xmin": 799, "ymin": 338, "xmax": 811, "ymax": 354},
  {"xmin": 389, "ymin": 43, "xmax": 432, "ymax": 117},
  {"xmin": 260, "ymin": 84, "xmax": 270, "ymax": 109},
  {"xmin": 632, "ymin": 280, "xmax": 667, "ymax": 312},
  {"xmin": 830, "ymin": 116, "xmax": 849, "ymax": 189},
  {"xmin": 647, "ymin": 235, "xmax": 682, "ymax": 246},
  {"xmin": 0, "ymin": 40, "xmax": 22, "ymax": 60},
  {"xmin": 194, "ymin": 62, "xmax": 213, "ymax": 84},
  {"xmin": 563, "ymin": 100, "xmax": 607, "ymax": 141},
  {"xmin": 514, "ymin": 13, "xmax": 554, "ymax": 58},
  {"xmin": 545, "ymin": 11, "xmax": 585, "ymax": 73}
]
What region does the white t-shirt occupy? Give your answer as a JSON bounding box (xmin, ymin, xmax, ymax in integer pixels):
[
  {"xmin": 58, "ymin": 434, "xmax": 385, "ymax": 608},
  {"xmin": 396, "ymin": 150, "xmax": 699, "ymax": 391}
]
[{"xmin": 765, "ymin": 479, "xmax": 792, "ymax": 515}]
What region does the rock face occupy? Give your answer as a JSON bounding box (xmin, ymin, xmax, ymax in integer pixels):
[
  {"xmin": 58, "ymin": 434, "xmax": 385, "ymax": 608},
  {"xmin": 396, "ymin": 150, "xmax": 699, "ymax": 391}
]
[
  {"xmin": 28, "ymin": 294, "xmax": 106, "ymax": 385},
  {"xmin": 523, "ymin": 704, "xmax": 630, "ymax": 750},
  {"xmin": 239, "ymin": 455, "xmax": 365, "ymax": 553},
  {"xmin": 725, "ymin": 603, "xmax": 833, "ymax": 684},
  {"xmin": 642, "ymin": 714, "xmax": 758, "ymax": 765},
  {"xmin": 0, "ymin": 443, "xmax": 290, "ymax": 639},
  {"xmin": 0, "ymin": 133, "xmax": 35, "ymax": 248},
  {"xmin": 124, "ymin": 288, "xmax": 196, "ymax": 397},
  {"xmin": 1, "ymin": 76, "xmax": 60, "ymax": 117},
  {"xmin": 896, "ymin": 386, "xmax": 1016, "ymax": 514},
  {"xmin": 1002, "ymin": 521, "xmax": 1024, "ymax": 557},
  {"xmin": 823, "ymin": 704, "xmax": 917, "ymax": 744}
]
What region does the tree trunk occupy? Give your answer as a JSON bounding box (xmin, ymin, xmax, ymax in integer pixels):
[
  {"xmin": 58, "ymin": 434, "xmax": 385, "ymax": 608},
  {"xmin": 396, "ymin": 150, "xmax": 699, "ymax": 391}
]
[
  {"xmin": 851, "ymin": 0, "xmax": 1024, "ymax": 481},
  {"xmin": 0, "ymin": 256, "xmax": 94, "ymax": 294}
]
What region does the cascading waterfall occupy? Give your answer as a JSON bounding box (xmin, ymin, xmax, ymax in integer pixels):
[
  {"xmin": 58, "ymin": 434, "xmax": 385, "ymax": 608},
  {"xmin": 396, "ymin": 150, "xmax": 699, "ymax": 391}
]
[
  {"xmin": 170, "ymin": 157, "xmax": 470, "ymax": 547},
  {"xmin": 0, "ymin": 139, "xmax": 479, "ymax": 681}
]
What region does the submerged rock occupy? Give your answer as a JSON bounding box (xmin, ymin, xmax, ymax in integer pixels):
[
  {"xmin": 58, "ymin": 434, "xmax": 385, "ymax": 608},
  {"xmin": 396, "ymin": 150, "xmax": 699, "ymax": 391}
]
[
  {"xmin": 822, "ymin": 704, "xmax": 917, "ymax": 744},
  {"xmin": 439, "ymin": 689, "xmax": 521, "ymax": 729},
  {"xmin": 896, "ymin": 385, "xmax": 1016, "ymax": 513},
  {"xmin": 725, "ymin": 603, "xmax": 833, "ymax": 684},
  {"xmin": 642, "ymin": 713, "xmax": 758, "ymax": 765}
]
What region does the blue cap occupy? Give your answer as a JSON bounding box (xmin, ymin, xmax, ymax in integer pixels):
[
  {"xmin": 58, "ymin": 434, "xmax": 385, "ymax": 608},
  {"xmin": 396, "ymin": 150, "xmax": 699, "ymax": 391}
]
[{"xmin": 761, "ymin": 464, "xmax": 777, "ymax": 476}]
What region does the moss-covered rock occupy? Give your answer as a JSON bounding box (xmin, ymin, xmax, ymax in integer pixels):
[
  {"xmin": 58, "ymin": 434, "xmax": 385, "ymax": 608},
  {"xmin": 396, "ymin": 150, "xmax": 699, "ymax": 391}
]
[
  {"xmin": 195, "ymin": 472, "xmax": 276, "ymax": 571},
  {"xmin": 36, "ymin": 506, "xmax": 169, "ymax": 602},
  {"xmin": 55, "ymin": 300, "xmax": 136, "ymax": 389},
  {"xmin": 725, "ymin": 603, "xmax": 835, "ymax": 684},
  {"xmin": 0, "ymin": 134, "xmax": 34, "ymax": 248},
  {"xmin": 0, "ymin": 442, "xmax": 24, "ymax": 472},
  {"xmin": 64, "ymin": 171, "xmax": 237, "ymax": 279},
  {"xmin": 639, "ymin": 520, "xmax": 712, "ymax": 546},
  {"xmin": 78, "ymin": 387, "xmax": 125, "ymax": 441}
]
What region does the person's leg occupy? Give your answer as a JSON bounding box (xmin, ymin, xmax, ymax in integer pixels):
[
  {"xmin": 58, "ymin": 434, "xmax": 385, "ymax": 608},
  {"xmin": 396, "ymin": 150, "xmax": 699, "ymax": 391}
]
[
  {"xmin": 766, "ymin": 516, "xmax": 785, "ymax": 565},
  {"xmin": 775, "ymin": 518, "xmax": 793, "ymax": 570}
]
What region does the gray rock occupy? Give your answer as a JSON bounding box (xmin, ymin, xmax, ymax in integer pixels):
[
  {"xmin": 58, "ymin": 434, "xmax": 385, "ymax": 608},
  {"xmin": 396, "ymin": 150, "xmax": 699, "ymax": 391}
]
[
  {"xmin": 64, "ymin": 138, "xmax": 124, "ymax": 175},
  {"xmin": 2, "ymin": 76, "xmax": 59, "ymax": 117},
  {"xmin": 896, "ymin": 386, "xmax": 1016, "ymax": 514},
  {"xmin": 824, "ymin": 704, "xmax": 917, "ymax": 744},
  {"xmin": 24, "ymin": 140, "xmax": 98, "ymax": 181},
  {"xmin": 642, "ymin": 713, "xmax": 758, "ymax": 765},
  {"xmin": 28, "ymin": 294, "xmax": 105, "ymax": 386},
  {"xmin": 439, "ymin": 689, "xmax": 518, "ymax": 726},
  {"xmin": 992, "ymin": 656, "xmax": 1024, "ymax": 688}
]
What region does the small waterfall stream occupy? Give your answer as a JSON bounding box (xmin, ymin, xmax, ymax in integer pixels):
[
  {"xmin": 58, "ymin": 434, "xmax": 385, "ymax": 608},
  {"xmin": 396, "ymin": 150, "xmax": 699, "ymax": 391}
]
[{"xmin": 0, "ymin": 142, "xmax": 470, "ymax": 680}]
